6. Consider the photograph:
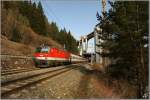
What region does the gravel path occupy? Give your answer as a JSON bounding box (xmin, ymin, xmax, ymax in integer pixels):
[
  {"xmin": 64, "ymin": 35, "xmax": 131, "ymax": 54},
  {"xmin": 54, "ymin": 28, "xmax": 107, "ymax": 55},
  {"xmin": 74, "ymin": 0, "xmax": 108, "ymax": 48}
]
[{"xmin": 4, "ymin": 64, "xmax": 121, "ymax": 99}]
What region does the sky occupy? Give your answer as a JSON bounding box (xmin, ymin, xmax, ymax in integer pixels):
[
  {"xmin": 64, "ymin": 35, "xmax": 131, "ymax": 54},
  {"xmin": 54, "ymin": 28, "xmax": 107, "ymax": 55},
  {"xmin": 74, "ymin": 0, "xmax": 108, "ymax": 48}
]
[{"xmin": 35, "ymin": 0, "xmax": 111, "ymax": 53}]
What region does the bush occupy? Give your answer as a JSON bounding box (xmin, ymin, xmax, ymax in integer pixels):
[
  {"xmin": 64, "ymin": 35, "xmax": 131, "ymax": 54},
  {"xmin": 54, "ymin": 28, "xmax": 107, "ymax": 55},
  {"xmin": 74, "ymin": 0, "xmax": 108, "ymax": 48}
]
[{"xmin": 11, "ymin": 27, "xmax": 22, "ymax": 42}]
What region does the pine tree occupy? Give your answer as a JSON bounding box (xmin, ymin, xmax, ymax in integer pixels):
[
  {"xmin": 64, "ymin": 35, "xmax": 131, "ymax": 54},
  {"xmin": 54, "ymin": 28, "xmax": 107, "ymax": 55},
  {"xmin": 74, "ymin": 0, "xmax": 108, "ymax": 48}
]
[
  {"xmin": 100, "ymin": 1, "xmax": 148, "ymax": 98},
  {"xmin": 19, "ymin": 1, "xmax": 47, "ymax": 36}
]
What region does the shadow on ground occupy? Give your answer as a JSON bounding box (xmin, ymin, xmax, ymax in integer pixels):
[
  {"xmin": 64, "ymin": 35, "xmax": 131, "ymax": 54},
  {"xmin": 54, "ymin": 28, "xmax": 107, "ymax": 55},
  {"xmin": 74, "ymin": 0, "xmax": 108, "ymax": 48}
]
[{"xmin": 71, "ymin": 66, "xmax": 103, "ymax": 98}]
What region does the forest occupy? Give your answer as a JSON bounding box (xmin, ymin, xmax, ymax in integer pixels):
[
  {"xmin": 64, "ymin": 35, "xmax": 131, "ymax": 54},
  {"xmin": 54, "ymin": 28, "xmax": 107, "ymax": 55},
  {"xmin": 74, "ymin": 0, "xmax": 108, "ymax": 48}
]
[
  {"xmin": 97, "ymin": 1, "xmax": 149, "ymax": 98},
  {"xmin": 1, "ymin": 1, "xmax": 78, "ymax": 54}
]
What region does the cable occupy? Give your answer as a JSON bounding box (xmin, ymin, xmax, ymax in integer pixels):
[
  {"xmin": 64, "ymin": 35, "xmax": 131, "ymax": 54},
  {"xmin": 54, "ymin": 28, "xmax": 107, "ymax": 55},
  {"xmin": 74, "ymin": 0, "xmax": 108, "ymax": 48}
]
[
  {"xmin": 43, "ymin": 3, "xmax": 55, "ymax": 22},
  {"xmin": 44, "ymin": 1, "xmax": 66, "ymax": 29}
]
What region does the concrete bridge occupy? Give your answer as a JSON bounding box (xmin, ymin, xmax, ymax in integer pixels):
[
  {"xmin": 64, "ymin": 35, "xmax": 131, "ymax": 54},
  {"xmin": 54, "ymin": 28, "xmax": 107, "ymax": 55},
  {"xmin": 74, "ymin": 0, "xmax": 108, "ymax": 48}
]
[{"xmin": 78, "ymin": 24, "xmax": 111, "ymax": 68}]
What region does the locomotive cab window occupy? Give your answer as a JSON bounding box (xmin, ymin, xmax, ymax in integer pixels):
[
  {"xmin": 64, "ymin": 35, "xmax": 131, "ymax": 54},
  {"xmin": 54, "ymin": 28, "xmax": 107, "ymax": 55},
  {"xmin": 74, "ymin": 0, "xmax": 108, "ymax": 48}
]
[
  {"xmin": 41, "ymin": 47, "xmax": 50, "ymax": 53},
  {"xmin": 35, "ymin": 47, "xmax": 50, "ymax": 53}
]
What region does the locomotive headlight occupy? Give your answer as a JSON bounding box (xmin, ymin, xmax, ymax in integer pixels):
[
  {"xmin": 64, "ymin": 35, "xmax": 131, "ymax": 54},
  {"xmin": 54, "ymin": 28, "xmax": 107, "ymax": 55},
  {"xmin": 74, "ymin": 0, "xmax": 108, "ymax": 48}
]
[{"xmin": 39, "ymin": 54, "xmax": 43, "ymax": 57}]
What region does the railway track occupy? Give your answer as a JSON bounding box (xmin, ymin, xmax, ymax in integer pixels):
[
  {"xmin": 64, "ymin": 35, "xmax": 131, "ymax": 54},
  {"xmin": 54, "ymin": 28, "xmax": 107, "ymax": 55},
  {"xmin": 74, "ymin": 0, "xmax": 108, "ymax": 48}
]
[
  {"xmin": 1, "ymin": 68, "xmax": 40, "ymax": 75},
  {"xmin": 1, "ymin": 65, "xmax": 79, "ymax": 98}
]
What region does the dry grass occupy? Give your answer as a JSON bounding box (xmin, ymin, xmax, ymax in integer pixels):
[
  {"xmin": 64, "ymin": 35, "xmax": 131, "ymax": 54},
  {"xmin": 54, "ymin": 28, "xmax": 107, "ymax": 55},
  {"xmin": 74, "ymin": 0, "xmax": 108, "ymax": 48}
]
[
  {"xmin": 83, "ymin": 63, "xmax": 137, "ymax": 98},
  {"xmin": 89, "ymin": 71, "xmax": 137, "ymax": 98},
  {"xmin": 1, "ymin": 27, "xmax": 63, "ymax": 56},
  {"xmin": 1, "ymin": 37, "xmax": 34, "ymax": 55},
  {"xmin": 21, "ymin": 27, "xmax": 62, "ymax": 49},
  {"xmin": 89, "ymin": 63, "xmax": 105, "ymax": 72},
  {"xmin": 112, "ymin": 79, "xmax": 137, "ymax": 98}
]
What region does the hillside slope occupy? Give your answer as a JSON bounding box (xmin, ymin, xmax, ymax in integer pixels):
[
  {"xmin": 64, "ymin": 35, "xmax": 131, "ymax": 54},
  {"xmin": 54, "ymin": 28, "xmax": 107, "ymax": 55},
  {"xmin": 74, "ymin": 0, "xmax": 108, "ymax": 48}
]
[
  {"xmin": 1, "ymin": 1, "xmax": 78, "ymax": 54},
  {"xmin": 1, "ymin": 27, "xmax": 62, "ymax": 56}
]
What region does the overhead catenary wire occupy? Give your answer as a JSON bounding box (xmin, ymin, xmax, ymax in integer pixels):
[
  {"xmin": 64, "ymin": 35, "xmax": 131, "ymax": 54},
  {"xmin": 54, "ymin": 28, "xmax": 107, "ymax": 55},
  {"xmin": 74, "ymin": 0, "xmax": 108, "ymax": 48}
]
[
  {"xmin": 44, "ymin": 1, "xmax": 66, "ymax": 30},
  {"xmin": 43, "ymin": 4, "xmax": 55, "ymax": 22},
  {"xmin": 31, "ymin": 0, "xmax": 56, "ymax": 24}
]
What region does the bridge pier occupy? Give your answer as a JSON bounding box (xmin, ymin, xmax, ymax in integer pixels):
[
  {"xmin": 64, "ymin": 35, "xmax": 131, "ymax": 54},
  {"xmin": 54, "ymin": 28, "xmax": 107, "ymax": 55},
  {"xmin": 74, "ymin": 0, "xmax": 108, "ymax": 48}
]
[
  {"xmin": 85, "ymin": 37, "xmax": 88, "ymax": 53},
  {"xmin": 79, "ymin": 36, "xmax": 89, "ymax": 56},
  {"xmin": 94, "ymin": 25, "xmax": 103, "ymax": 64}
]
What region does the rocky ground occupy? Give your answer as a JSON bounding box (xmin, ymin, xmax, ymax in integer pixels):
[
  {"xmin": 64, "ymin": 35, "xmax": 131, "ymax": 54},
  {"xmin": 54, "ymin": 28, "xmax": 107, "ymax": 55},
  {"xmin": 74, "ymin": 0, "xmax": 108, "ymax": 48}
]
[
  {"xmin": 1, "ymin": 56, "xmax": 34, "ymax": 70},
  {"xmin": 3, "ymin": 64, "xmax": 137, "ymax": 99}
]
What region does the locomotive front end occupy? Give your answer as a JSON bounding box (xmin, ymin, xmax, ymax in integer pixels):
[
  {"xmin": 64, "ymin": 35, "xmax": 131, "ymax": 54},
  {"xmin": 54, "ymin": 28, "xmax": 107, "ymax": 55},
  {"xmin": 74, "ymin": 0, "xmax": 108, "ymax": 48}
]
[{"xmin": 34, "ymin": 46, "xmax": 50, "ymax": 67}]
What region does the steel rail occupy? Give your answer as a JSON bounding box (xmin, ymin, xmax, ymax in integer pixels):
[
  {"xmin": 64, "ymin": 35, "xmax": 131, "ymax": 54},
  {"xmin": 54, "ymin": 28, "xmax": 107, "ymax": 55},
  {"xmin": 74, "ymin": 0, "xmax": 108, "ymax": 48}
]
[
  {"xmin": 0, "ymin": 54, "xmax": 33, "ymax": 59},
  {"xmin": 1, "ymin": 68, "xmax": 39, "ymax": 76},
  {"xmin": 1, "ymin": 66, "xmax": 78, "ymax": 98}
]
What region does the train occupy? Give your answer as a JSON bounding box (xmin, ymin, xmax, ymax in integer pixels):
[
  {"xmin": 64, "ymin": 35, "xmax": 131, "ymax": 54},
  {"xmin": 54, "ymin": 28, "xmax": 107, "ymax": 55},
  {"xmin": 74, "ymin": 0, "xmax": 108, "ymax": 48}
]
[{"xmin": 33, "ymin": 45, "xmax": 87, "ymax": 67}]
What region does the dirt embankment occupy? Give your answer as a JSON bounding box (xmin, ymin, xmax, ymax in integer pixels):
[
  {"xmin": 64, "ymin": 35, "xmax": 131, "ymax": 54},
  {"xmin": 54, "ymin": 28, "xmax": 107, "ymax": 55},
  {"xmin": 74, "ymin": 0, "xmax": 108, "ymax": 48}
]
[{"xmin": 1, "ymin": 27, "xmax": 62, "ymax": 56}]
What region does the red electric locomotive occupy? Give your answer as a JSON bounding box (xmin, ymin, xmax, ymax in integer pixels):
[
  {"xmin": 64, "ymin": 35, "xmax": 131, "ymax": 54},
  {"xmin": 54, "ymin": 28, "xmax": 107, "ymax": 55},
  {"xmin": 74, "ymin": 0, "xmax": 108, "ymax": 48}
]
[
  {"xmin": 33, "ymin": 45, "xmax": 87, "ymax": 67},
  {"xmin": 34, "ymin": 45, "xmax": 71, "ymax": 67}
]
